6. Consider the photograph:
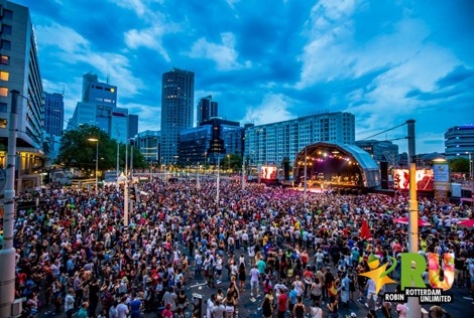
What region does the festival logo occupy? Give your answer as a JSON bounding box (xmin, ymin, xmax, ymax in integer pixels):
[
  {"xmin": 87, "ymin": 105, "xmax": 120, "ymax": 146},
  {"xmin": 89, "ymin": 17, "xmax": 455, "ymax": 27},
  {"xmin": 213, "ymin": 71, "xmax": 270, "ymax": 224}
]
[{"xmin": 359, "ymin": 253, "xmax": 454, "ymax": 303}]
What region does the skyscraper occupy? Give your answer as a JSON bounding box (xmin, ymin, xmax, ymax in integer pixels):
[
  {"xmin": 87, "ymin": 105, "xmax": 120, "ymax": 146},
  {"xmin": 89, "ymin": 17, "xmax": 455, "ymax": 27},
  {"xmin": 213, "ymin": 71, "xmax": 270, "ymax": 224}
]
[
  {"xmin": 0, "ymin": 0, "xmax": 44, "ymax": 189},
  {"xmin": 44, "ymin": 92, "xmax": 64, "ymax": 136},
  {"xmin": 160, "ymin": 67, "xmax": 194, "ymax": 164},
  {"xmin": 197, "ymin": 95, "xmax": 218, "ymax": 125},
  {"xmin": 68, "ymin": 72, "xmax": 137, "ymax": 144}
]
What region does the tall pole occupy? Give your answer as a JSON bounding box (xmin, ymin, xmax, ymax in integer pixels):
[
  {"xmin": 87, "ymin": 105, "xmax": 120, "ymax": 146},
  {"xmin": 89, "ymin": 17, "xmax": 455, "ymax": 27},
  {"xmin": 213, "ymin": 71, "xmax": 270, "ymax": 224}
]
[
  {"xmin": 242, "ymin": 160, "xmax": 245, "ymax": 190},
  {"xmin": 116, "ymin": 142, "xmax": 120, "ymax": 176},
  {"xmin": 304, "ymin": 147, "xmax": 307, "ymax": 200},
  {"xmin": 0, "ymin": 90, "xmax": 19, "ymax": 318},
  {"xmin": 95, "ymin": 141, "xmax": 99, "ymax": 193},
  {"xmin": 130, "ymin": 139, "xmax": 134, "ymax": 181},
  {"xmin": 406, "ymin": 119, "xmax": 420, "ymax": 318},
  {"xmin": 124, "ymin": 142, "xmax": 129, "ymax": 227},
  {"xmin": 197, "ymin": 164, "xmax": 200, "ymax": 190},
  {"xmin": 216, "ymin": 155, "xmax": 220, "ymax": 205}
]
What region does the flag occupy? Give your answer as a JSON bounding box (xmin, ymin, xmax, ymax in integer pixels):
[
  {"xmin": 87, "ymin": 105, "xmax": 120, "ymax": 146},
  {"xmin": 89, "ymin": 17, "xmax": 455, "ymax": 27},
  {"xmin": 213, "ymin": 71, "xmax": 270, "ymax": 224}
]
[{"xmin": 360, "ymin": 220, "xmax": 372, "ymax": 240}]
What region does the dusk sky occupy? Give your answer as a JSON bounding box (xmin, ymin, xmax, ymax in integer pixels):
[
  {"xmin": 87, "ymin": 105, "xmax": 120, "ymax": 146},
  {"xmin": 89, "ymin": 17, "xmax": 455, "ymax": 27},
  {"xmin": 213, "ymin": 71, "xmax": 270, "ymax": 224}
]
[{"xmin": 15, "ymin": 0, "xmax": 474, "ymax": 154}]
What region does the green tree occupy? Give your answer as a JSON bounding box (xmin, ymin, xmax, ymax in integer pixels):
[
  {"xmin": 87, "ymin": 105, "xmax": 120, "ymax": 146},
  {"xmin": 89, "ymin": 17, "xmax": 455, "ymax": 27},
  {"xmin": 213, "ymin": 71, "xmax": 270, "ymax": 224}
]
[
  {"xmin": 220, "ymin": 153, "xmax": 243, "ymax": 170},
  {"xmin": 449, "ymin": 157, "xmax": 469, "ymax": 173},
  {"xmin": 55, "ymin": 125, "xmax": 147, "ymax": 170}
]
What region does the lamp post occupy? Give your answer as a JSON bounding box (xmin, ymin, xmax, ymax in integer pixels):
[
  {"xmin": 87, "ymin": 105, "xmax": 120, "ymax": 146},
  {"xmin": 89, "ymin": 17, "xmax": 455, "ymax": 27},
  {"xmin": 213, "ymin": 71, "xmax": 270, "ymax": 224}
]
[
  {"xmin": 227, "ymin": 154, "xmax": 230, "ymax": 172},
  {"xmin": 216, "ymin": 155, "xmax": 220, "ymax": 205},
  {"xmin": 406, "ymin": 119, "xmax": 421, "ymax": 318},
  {"xmin": 116, "ymin": 141, "xmax": 120, "ymax": 177},
  {"xmin": 197, "ymin": 163, "xmax": 200, "ymax": 190},
  {"xmin": 304, "ymin": 147, "xmax": 308, "ymax": 201},
  {"xmin": 0, "ymin": 90, "xmax": 19, "ymax": 318},
  {"xmin": 88, "ymin": 138, "xmax": 99, "ymax": 194},
  {"xmin": 124, "ymin": 142, "xmax": 129, "ymax": 227},
  {"xmin": 242, "ymin": 159, "xmax": 245, "ymax": 191}
]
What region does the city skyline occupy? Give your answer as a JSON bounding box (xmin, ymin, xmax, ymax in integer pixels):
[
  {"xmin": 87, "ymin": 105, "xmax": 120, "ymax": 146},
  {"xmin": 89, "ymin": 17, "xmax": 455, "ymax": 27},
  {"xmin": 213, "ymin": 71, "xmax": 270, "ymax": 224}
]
[{"xmin": 15, "ymin": 0, "xmax": 474, "ymax": 154}]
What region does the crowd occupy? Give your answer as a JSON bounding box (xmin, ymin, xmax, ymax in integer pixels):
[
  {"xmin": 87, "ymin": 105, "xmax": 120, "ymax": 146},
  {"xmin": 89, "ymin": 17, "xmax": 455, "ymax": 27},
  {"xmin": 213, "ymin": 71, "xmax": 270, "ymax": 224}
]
[{"xmin": 5, "ymin": 176, "xmax": 474, "ymax": 318}]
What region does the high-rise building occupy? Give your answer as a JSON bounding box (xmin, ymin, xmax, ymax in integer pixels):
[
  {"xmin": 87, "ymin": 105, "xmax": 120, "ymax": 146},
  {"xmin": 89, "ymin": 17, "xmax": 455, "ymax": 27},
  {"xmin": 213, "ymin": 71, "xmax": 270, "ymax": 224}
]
[
  {"xmin": 197, "ymin": 95, "xmax": 218, "ymax": 125},
  {"xmin": 136, "ymin": 130, "xmax": 160, "ymax": 164},
  {"xmin": 355, "ymin": 139, "xmax": 399, "ymax": 167},
  {"xmin": 44, "ymin": 92, "xmax": 64, "ymax": 136},
  {"xmin": 244, "ymin": 112, "xmax": 355, "ymax": 166},
  {"xmin": 178, "ymin": 118, "xmax": 243, "ymax": 166},
  {"xmin": 68, "ymin": 72, "xmax": 138, "ymax": 144},
  {"xmin": 128, "ymin": 114, "xmax": 138, "ymax": 139},
  {"xmin": 445, "ymin": 125, "xmax": 474, "ymax": 159},
  {"xmin": 0, "ymin": 0, "xmax": 44, "ymax": 190},
  {"xmin": 160, "ymin": 67, "xmax": 194, "ymax": 164}
]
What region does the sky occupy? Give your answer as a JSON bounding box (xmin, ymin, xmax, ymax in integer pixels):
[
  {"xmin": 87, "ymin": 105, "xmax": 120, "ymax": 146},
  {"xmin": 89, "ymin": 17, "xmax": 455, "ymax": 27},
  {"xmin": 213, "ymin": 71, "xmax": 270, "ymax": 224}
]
[{"xmin": 14, "ymin": 0, "xmax": 474, "ymax": 154}]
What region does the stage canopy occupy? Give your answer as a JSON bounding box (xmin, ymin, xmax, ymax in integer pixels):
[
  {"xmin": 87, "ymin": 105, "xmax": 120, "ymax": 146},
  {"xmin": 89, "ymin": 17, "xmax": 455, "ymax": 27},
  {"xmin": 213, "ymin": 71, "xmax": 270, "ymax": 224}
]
[{"xmin": 293, "ymin": 142, "xmax": 381, "ymax": 189}]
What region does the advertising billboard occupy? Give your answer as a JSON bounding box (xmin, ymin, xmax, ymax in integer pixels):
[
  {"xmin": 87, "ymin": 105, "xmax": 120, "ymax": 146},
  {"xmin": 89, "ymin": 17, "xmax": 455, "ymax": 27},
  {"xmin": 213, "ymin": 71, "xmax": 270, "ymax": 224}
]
[
  {"xmin": 393, "ymin": 169, "xmax": 434, "ymax": 191},
  {"xmin": 260, "ymin": 165, "xmax": 278, "ymax": 180},
  {"xmin": 433, "ymin": 164, "xmax": 450, "ymax": 182}
]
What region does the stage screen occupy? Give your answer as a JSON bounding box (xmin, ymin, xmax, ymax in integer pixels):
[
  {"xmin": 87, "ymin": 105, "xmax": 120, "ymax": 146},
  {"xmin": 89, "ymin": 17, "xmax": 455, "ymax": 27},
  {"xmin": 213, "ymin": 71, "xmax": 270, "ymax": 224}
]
[
  {"xmin": 393, "ymin": 169, "xmax": 434, "ymax": 191},
  {"xmin": 260, "ymin": 165, "xmax": 278, "ymax": 180}
]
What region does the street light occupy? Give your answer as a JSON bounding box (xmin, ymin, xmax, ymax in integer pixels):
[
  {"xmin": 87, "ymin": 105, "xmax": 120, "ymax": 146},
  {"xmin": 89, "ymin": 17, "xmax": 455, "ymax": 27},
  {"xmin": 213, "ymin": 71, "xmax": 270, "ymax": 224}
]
[
  {"xmin": 88, "ymin": 138, "xmax": 99, "ymax": 193},
  {"xmin": 227, "ymin": 154, "xmax": 230, "ymax": 172}
]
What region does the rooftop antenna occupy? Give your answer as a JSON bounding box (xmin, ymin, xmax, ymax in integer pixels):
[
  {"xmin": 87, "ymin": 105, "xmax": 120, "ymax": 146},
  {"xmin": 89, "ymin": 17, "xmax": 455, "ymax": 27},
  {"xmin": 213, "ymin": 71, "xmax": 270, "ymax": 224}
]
[
  {"xmin": 62, "ymin": 85, "xmax": 65, "ymax": 96},
  {"xmin": 106, "ymin": 73, "xmax": 110, "ymax": 84}
]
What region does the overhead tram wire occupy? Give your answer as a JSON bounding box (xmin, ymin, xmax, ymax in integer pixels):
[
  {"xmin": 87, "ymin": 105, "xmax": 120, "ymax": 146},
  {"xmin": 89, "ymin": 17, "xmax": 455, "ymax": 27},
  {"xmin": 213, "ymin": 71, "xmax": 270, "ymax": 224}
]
[{"xmin": 359, "ymin": 122, "xmax": 407, "ymax": 141}]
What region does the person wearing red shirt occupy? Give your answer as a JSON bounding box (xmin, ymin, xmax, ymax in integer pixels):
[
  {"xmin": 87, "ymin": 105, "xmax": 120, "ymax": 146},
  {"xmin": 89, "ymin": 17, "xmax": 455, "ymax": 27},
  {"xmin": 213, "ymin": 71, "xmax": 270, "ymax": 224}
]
[
  {"xmin": 277, "ymin": 288, "xmax": 288, "ymax": 318},
  {"xmin": 303, "ymin": 266, "xmax": 314, "ymax": 298}
]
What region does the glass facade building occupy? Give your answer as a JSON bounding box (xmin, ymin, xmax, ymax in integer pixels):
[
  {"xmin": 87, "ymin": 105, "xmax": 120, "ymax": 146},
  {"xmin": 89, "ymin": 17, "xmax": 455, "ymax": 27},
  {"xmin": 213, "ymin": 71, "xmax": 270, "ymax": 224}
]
[
  {"xmin": 160, "ymin": 68, "xmax": 194, "ymax": 164},
  {"xmin": 244, "ymin": 112, "xmax": 355, "ymax": 166}
]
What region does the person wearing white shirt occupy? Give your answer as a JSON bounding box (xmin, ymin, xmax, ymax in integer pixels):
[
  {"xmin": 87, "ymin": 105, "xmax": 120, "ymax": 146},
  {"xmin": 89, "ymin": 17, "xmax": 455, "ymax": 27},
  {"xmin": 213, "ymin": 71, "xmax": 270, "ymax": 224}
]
[{"xmin": 116, "ymin": 299, "xmax": 129, "ymax": 318}]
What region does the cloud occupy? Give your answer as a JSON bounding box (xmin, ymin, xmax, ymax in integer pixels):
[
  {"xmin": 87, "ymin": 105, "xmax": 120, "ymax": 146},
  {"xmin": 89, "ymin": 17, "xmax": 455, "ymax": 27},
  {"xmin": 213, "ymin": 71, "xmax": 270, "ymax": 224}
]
[
  {"xmin": 240, "ymin": 93, "xmax": 295, "ymax": 126},
  {"xmin": 125, "ymin": 25, "xmax": 171, "ymax": 62},
  {"xmin": 187, "ymin": 32, "xmax": 251, "ymax": 71}
]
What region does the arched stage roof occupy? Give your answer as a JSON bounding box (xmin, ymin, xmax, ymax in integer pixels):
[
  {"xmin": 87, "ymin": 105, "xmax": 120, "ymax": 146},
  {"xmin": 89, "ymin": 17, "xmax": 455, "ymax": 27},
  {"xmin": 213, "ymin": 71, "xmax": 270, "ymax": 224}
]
[{"xmin": 293, "ymin": 142, "xmax": 381, "ymax": 188}]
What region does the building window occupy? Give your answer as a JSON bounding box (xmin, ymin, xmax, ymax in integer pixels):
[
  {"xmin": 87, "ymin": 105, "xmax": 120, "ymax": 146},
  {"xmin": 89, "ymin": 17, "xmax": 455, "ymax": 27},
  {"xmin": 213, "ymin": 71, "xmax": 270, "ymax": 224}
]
[
  {"xmin": 0, "ymin": 87, "xmax": 8, "ymax": 97},
  {"xmin": 0, "ymin": 40, "xmax": 11, "ymax": 50},
  {"xmin": 0, "ymin": 71, "xmax": 9, "ymax": 81},
  {"xmin": 0, "ymin": 118, "xmax": 6, "ymax": 128},
  {"xmin": 3, "ymin": 9, "xmax": 13, "ymax": 19},
  {"xmin": 1, "ymin": 24, "xmax": 12, "ymax": 35},
  {"xmin": 0, "ymin": 102, "xmax": 6, "ymax": 112},
  {"xmin": 0, "ymin": 55, "xmax": 9, "ymax": 65}
]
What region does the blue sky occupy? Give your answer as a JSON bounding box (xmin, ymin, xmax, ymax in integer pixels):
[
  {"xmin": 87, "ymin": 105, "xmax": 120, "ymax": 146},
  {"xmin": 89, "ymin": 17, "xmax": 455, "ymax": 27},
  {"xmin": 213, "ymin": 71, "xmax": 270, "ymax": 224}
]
[{"xmin": 15, "ymin": 0, "xmax": 474, "ymax": 154}]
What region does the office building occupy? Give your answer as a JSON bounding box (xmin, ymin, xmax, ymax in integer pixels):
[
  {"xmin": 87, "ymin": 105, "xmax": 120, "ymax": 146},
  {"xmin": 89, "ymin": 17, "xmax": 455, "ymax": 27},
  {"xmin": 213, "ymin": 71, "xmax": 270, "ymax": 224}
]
[
  {"xmin": 355, "ymin": 139, "xmax": 399, "ymax": 167},
  {"xmin": 128, "ymin": 114, "xmax": 138, "ymax": 139},
  {"xmin": 160, "ymin": 67, "xmax": 194, "ymax": 164},
  {"xmin": 178, "ymin": 118, "xmax": 243, "ymax": 166},
  {"xmin": 244, "ymin": 112, "xmax": 355, "ymax": 166},
  {"xmin": 197, "ymin": 95, "xmax": 218, "ymax": 125},
  {"xmin": 68, "ymin": 72, "xmax": 138, "ymax": 143},
  {"xmin": 135, "ymin": 130, "xmax": 160, "ymax": 164},
  {"xmin": 445, "ymin": 125, "xmax": 474, "ymax": 159},
  {"xmin": 44, "ymin": 92, "xmax": 64, "ymax": 136},
  {"xmin": 0, "ymin": 0, "xmax": 44, "ymax": 190}
]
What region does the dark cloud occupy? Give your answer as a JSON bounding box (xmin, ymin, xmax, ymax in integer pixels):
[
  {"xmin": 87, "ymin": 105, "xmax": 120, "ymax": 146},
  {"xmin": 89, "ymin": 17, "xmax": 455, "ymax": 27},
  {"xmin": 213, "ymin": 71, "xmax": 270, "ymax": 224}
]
[{"xmin": 436, "ymin": 65, "xmax": 474, "ymax": 88}]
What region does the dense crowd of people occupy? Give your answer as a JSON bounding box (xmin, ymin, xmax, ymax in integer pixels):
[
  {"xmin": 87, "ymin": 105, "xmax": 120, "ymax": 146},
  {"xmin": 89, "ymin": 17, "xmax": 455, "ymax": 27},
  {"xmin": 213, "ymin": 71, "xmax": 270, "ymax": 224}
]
[{"xmin": 5, "ymin": 176, "xmax": 474, "ymax": 318}]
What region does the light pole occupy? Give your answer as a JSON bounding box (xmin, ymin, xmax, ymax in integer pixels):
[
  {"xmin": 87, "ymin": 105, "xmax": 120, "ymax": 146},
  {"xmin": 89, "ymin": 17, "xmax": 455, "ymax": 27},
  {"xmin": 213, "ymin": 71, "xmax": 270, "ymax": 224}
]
[
  {"xmin": 197, "ymin": 163, "xmax": 200, "ymax": 190},
  {"xmin": 227, "ymin": 154, "xmax": 230, "ymax": 172},
  {"xmin": 0, "ymin": 90, "xmax": 19, "ymax": 318},
  {"xmin": 216, "ymin": 155, "xmax": 220, "ymax": 205},
  {"xmin": 88, "ymin": 138, "xmax": 99, "ymax": 194},
  {"xmin": 116, "ymin": 141, "xmax": 120, "ymax": 177},
  {"xmin": 304, "ymin": 147, "xmax": 308, "ymax": 200},
  {"xmin": 406, "ymin": 119, "xmax": 421, "ymax": 318},
  {"xmin": 124, "ymin": 142, "xmax": 129, "ymax": 227},
  {"xmin": 130, "ymin": 139, "xmax": 134, "ymax": 181},
  {"xmin": 242, "ymin": 159, "xmax": 245, "ymax": 190}
]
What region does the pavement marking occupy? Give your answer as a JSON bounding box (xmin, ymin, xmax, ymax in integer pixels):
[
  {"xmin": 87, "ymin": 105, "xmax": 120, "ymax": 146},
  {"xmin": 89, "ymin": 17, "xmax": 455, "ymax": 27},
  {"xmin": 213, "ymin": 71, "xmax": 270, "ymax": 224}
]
[
  {"xmin": 190, "ymin": 282, "xmax": 207, "ymax": 288},
  {"xmin": 463, "ymin": 297, "xmax": 474, "ymax": 301}
]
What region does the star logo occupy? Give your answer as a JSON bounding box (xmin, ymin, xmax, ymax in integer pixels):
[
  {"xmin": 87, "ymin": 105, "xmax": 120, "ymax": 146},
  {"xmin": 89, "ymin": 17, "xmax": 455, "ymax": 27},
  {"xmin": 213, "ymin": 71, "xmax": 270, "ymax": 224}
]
[{"xmin": 360, "ymin": 254, "xmax": 397, "ymax": 294}]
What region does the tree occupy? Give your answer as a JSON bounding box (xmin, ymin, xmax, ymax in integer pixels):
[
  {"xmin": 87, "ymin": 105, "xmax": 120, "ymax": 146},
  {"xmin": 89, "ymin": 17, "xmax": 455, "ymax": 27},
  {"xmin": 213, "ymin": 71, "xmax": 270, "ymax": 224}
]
[
  {"xmin": 219, "ymin": 153, "xmax": 243, "ymax": 171},
  {"xmin": 449, "ymin": 157, "xmax": 469, "ymax": 173},
  {"xmin": 55, "ymin": 124, "xmax": 147, "ymax": 171}
]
